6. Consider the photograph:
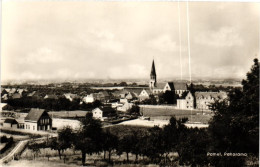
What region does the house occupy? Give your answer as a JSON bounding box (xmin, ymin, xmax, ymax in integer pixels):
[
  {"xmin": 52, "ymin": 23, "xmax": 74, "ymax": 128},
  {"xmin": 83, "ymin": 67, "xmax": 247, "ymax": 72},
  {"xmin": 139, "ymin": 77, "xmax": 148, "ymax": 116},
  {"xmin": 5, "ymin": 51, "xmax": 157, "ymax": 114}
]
[
  {"xmin": 83, "ymin": 94, "xmax": 98, "ymax": 103},
  {"xmin": 99, "ymin": 91, "xmax": 110, "ymax": 101},
  {"xmin": 177, "ymin": 91, "xmax": 194, "ymax": 109},
  {"xmin": 16, "ymin": 118, "xmax": 25, "ymax": 129},
  {"xmin": 174, "ymin": 83, "xmax": 188, "ymax": 96},
  {"xmin": 1, "ymin": 94, "xmax": 8, "ymax": 101},
  {"xmin": 125, "ymin": 92, "xmax": 137, "ymax": 100},
  {"xmin": 139, "ymin": 89, "xmax": 152, "ymax": 101},
  {"xmin": 1, "ymin": 103, "xmax": 7, "ymax": 111},
  {"xmin": 44, "ymin": 94, "xmax": 58, "ymax": 100},
  {"xmin": 8, "ymin": 88, "xmax": 17, "ymax": 96},
  {"xmin": 1, "ymin": 89, "xmax": 9, "ymax": 96},
  {"xmin": 24, "ymin": 108, "xmax": 52, "ymax": 131},
  {"xmin": 117, "ymin": 102, "xmax": 134, "ymax": 112},
  {"xmin": 111, "ymin": 102, "xmax": 124, "ymax": 108},
  {"xmin": 64, "ymin": 93, "xmax": 79, "ymax": 101},
  {"xmin": 153, "ymin": 83, "xmax": 165, "ymax": 94},
  {"xmin": 17, "ymin": 89, "xmax": 27, "ymax": 96},
  {"xmin": 111, "ymin": 91, "xmax": 121, "ymax": 100},
  {"xmin": 195, "ymin": 92, "xmax": 227, "ymax": 110},
  {"xmin": 3, "ymin": 118, "xmax": 18, "ymax": 129},
  {"xmin": 27, "ymin": 91, "xmax": 41, "ymax": 99},
  {"xmin": 163, "ymin": 82, "xmax": 187, "ymax": 96},
  {"xmin": 12, "ymin": 93, "xmax": 22, "ymax": 99},
  {"xmin": 119, "ymin": 90, "xmax": 129, "ymax": 99},
  {"xmin": 92, "ymin": 107, "xmax": 116, "ymax": 120}
]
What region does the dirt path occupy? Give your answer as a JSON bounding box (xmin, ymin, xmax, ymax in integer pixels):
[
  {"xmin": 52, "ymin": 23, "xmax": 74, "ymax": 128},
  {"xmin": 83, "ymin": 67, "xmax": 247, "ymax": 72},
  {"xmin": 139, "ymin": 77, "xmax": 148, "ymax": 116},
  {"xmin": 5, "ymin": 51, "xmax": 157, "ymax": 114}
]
[{"xmin": 0, "ymin": 139, "xmax": 28, "ymax": 164}]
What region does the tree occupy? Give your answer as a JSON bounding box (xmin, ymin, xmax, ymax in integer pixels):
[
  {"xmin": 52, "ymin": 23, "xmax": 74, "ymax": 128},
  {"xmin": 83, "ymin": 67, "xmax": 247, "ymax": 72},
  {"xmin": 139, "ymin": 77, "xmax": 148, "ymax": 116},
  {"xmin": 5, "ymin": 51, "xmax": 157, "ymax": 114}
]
[
  {"xmin": 142, "ymin": 126, "xmax": 165, "ymax": 164},
  {"xmin": 118, "ymin": 134, "xmax": 133, "ymax": 162},
  {"xmin": 177, "ymin": 128, "xmax": 210, "ymax": 167},
  {"xmin": 119, "ymin": 82, "xmax": 128, "ymax": 86},
  {"xmin": 102, "ymin": 129, "xmax": 118, "ymax": 162},
  {"xmin": 161, "ymin": 91, "xmax": 176, "ymax": 104},
  {"xmin": 49, "ymin": 138, "xmax": 63, "ymax": 160},
  {"xmin": 208, "ymin": 58, "xmax": 259, "ymax": 166},
  {"xmin": 128, "ymin": 105, "xmax": 140, "ymax": 116},
  {"xmin": 162, "ymin": 117, "xmax": 188, "ymax": 164},
  {"xmin": 73, "ymin": 113, "xmax": 103, "ymax": 165},
  {"xmin": 58, "ymin": 126, "xmax": 73, "ymax": 163},
  {"xmin": 28, "ymin": 135, "xmax": 41, "ymax": 160}
]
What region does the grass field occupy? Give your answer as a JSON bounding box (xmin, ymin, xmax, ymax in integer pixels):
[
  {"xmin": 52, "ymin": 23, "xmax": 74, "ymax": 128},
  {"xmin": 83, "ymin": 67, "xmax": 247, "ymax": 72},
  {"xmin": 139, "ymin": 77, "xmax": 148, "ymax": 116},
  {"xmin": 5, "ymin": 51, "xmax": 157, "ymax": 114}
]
[
  {"xmin": 18, "ymin": 147, "xmax": 160, "ymax": 167},
  {"xmin": 141, "ymin": 107, "xmax": 213, "ymax": 124}
]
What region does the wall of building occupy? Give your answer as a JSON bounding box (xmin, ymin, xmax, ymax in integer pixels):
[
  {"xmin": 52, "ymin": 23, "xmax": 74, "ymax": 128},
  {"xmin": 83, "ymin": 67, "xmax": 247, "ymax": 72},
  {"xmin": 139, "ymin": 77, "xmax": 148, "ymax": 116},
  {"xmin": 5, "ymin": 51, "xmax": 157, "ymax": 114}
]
[{"xmin": 24, "ymin": 122, "xmax": 38, "ymax": 131}]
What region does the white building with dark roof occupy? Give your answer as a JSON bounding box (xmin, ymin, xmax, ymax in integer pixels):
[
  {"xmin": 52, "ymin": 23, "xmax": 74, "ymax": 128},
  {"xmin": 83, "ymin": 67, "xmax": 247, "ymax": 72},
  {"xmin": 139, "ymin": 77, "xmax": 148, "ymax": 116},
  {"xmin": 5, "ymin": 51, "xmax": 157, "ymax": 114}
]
[{"xmin": 24, "ymin": 108, "xmax": 52, "ymax": 131}]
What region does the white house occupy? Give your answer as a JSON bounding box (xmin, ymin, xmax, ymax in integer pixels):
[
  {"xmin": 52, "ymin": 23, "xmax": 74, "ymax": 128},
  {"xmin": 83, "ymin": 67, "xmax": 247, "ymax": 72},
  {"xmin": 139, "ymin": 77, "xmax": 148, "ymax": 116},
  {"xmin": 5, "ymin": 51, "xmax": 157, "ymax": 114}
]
[
  {"xmin": 177, "ymin": 91, "xmax": 194, "ymax": 109},
  {"xmin": 24, "ymin": 109, "xmax": 52, "ymax": 131},
  {"xmin": 83, "ymin": 94, "xmax": 96, "ymax": 103},
  {"xmin": 117, "ymin": 102, "xmax": 133, "ymax": 112},
  {"xmin": 92, "ymin": 107, "xmax": 116, "ymax": 120},
  {"xmin": 139, "ymin": 89, "xmax": 152, "ymax": 101}
]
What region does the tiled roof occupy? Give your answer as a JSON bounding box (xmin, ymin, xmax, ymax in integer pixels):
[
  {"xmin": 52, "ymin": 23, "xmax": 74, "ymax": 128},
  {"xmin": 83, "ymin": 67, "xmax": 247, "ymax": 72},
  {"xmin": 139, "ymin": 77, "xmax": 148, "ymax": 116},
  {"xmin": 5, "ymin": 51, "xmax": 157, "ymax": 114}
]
[
  {"xmin": 125, "ymin": 88, "xmax": 143, "ymax": 95},
  {"xmin": 195, "ymin": 92, "xmax": 227, "ymax": 99},
  {"xmin": 174, "ymin": 82, "xmax": 187, "ymax": 90},
  {"xmin": 142, "ymin": 89, "xmax": 152, "ymax": 95},
  {"xmin": 24, "ymin": 109, "xmax": 47, "ymax": 122},
  {"xmin": 45, "ymin": 94, "xmax": 58, "ymax": 99},
  {"xmin": 155, "ymin": 83, "xmax": 166, "ymax": 89},
  {"xmin": 9, "ymin": 88, "xmax": 17, "ymax": 94}
]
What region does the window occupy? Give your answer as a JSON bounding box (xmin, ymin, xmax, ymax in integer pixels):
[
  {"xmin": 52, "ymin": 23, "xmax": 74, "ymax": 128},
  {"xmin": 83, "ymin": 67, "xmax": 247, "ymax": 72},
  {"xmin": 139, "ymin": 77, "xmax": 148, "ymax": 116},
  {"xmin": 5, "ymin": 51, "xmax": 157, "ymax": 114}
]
[{"xmin": 33, "ymin": 126, "xmax": 35, "ymax": 130}]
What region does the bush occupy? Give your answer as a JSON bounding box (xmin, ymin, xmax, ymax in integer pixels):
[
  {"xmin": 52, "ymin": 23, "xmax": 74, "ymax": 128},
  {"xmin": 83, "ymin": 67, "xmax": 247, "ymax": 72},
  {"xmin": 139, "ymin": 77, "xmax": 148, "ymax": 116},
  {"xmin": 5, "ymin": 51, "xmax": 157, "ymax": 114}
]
[
  {"xmin": 0, "ymin": 137, "xmax": 14, "ymax": 154},
  {"xmin": 0, "ymin": 135, "xmax": 8, "ymax": 143}
]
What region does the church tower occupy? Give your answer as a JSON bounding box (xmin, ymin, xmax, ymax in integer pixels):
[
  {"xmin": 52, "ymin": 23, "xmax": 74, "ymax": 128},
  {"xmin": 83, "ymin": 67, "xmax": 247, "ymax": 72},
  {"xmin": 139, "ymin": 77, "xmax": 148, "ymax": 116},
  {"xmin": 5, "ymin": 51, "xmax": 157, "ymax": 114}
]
[{"xmin": 150, "ymin": 59, "xmax": 157, "ymax": 89}]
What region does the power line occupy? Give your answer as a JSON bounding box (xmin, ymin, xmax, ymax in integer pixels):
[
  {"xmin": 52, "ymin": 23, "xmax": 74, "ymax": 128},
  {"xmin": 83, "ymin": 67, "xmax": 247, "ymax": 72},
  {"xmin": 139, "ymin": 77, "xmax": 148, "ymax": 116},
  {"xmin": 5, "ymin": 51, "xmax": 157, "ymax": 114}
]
[{"xmin": 178, "ymin": 0, "xmax": 183, "ymax": 81}]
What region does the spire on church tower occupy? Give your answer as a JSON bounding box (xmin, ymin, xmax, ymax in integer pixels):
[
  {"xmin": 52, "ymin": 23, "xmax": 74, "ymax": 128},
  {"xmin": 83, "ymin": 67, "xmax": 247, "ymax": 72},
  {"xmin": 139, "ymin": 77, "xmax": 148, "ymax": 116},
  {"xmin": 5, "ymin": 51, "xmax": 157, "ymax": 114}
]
[{"xmin": 150, "ymin": 59, "xmax": 157, "ymax": 89}]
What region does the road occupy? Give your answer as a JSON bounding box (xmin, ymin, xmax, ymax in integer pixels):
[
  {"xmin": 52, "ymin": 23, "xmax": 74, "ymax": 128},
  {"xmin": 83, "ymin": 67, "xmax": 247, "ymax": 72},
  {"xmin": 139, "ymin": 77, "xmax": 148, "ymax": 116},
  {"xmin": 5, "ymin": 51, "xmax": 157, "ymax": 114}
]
[{"xmin": 0, "ymin": 139, "xmax": 28, "ymax": 164}]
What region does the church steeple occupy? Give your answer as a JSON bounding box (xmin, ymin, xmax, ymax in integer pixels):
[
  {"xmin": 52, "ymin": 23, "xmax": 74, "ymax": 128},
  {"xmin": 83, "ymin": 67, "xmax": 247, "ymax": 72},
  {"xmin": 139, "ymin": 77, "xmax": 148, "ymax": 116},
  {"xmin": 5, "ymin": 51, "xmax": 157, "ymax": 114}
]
[
  {"xmin": 150, "ymin": 60, "xmax": 156, "ymax": 77},
  {"xmin": 150, "ymin": 59, "xmax": 157, "ymax": 89}
]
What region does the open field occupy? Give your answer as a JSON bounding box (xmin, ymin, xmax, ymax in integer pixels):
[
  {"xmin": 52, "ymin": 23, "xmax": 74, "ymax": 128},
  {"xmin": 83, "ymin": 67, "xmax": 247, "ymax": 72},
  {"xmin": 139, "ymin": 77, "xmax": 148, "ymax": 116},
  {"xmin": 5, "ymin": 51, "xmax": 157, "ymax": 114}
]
[
  {"xmin": 18, "ymin": 147, "xmax": 161, "ymax": 167},
  {"xmin": 141, "ymin": 107, "xmax": 212, "ymax": 117},
  {"xmin": 141, "ymin": 107, "xmax": 213, "ymax": 124},
  {"xmin": 119, "ymin": 119, "xmax": 169, "ymax": 128}
]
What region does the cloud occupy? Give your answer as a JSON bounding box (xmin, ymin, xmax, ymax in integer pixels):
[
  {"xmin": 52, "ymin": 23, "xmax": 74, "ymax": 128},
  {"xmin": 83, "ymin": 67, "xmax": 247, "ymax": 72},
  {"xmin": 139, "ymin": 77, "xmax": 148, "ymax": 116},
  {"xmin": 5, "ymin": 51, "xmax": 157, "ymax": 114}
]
[
  {"xmin": 1, "ymin": 2, "xmax": 259, "ymax": 82},
  {"xmin": 147, "ymin": 34, "xmax": 178, "ymax": 52},
  {"xmin": 108, "ymin": 64, "xmax": 148, "ymax": 79},
  {"xmin": 21, "ymin": 48, "xmax": 62, "ymax": 64},
  {"xmin": 195, "ymin": 27, "xmax": 243, "ymax": 47},
  {"xmin": 89, "ymin": 30, "xmax": 124, "ymax": 54}
]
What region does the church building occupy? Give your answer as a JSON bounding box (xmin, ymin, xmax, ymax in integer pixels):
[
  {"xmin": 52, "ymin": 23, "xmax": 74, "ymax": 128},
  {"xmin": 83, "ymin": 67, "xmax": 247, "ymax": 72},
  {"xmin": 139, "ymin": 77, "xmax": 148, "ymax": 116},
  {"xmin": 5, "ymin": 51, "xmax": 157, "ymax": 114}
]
[{"xmin": 149, "ymin": 59, "xmax": 188, "ymax": 96}]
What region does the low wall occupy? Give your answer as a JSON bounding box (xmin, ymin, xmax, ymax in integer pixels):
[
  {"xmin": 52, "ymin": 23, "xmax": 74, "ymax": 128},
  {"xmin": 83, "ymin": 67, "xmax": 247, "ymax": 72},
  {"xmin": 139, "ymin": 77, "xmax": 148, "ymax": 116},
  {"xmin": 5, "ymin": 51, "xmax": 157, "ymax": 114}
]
[
  {"xmin": 139, "ymin": 105, "xmax": 177, "ymax": 109},
  {"xmin": 52, "ymin": 118, "xmax": 81, "ymax": 130}
]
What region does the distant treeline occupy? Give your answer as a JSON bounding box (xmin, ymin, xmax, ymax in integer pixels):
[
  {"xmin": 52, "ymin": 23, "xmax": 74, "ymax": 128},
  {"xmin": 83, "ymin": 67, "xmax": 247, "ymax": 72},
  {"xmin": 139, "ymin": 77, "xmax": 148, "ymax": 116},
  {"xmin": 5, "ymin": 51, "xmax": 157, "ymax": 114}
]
[{"xmin": 4, "ymin": 97, "xmax": 101, "ymax": 111}]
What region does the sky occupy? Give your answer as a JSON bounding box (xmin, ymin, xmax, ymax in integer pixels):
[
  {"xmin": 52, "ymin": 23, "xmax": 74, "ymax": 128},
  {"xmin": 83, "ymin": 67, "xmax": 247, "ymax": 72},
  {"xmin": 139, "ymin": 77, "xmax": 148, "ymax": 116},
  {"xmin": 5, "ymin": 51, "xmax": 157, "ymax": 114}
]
[{"xmin": 1, "ymin": 1, "xmax": 259, "ymax": 82}]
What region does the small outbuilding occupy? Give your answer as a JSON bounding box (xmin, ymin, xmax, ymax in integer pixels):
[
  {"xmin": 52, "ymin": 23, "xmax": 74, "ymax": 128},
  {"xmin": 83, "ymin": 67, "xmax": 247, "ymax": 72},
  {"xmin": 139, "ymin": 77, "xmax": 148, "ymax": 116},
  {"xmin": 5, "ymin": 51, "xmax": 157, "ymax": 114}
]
[{"xmin": 3, "ymin": 118, "xmax": 18, "ymax": 129}]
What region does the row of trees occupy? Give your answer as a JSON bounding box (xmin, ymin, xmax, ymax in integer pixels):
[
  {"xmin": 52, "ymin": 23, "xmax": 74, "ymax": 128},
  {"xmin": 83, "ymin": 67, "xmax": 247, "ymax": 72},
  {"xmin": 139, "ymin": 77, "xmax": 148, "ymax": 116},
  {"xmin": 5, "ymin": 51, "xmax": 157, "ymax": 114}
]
[
  {"xmin": 4, "ymin": 97, "xmax": 102, "ymax": 111},
  {"xmin": 139, "ymin": 91, "xmax": 178, "ymax": 105},
  {"xmin": 30, "ymin": 113, "xmax": 207, "ymax": 166}
]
